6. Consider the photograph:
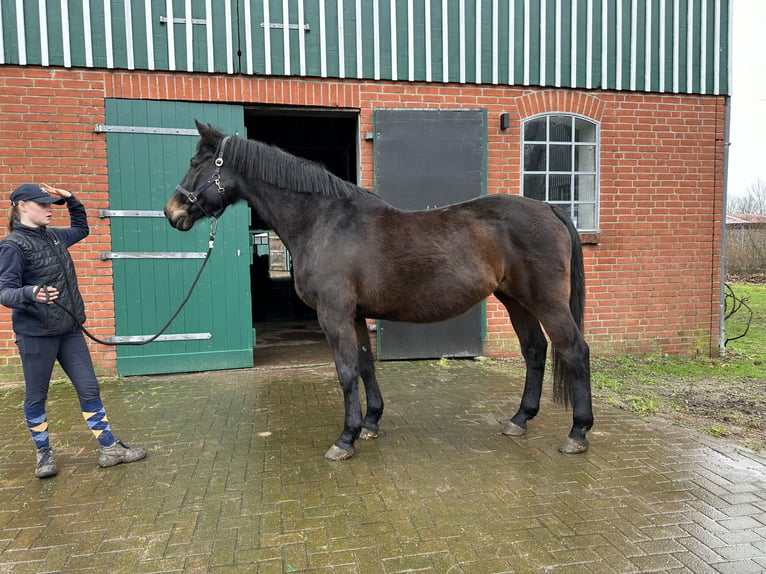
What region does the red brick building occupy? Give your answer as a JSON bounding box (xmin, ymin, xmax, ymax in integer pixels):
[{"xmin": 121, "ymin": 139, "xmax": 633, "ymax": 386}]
[{"xmin": 0, "ymin": 1, "xmax": 730, "ymax": 376}]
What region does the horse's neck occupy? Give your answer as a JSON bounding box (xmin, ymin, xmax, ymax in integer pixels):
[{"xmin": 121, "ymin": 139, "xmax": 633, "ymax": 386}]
[{"xmin": 244, "ymin": 182, "xmax": 325, "ymax": 250}]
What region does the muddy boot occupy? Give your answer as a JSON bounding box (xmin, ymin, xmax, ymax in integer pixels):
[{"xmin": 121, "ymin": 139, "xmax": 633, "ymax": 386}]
[
  {"xmin": 98, "ymin": 439, "xmax": 147, "ymax": 468},
  {"xmin": 35, "ymin": 447, "xmax": 57, "ymax": 478}
]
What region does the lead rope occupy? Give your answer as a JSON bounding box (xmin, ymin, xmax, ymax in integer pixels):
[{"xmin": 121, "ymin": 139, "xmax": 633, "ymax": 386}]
[{"xmin": 51, "ymin": 217, "xmax": 219, "ymax": 346}]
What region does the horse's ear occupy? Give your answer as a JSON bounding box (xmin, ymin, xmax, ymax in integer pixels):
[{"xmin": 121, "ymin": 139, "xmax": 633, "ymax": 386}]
[{"xmin": 194, "ymin": 119, "xmax": 225, "ymax": 149}]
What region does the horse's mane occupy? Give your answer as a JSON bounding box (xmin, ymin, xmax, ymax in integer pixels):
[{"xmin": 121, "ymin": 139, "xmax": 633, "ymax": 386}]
[{"xmin": 226, "ymin": 135, "xmax": 369, "ymax": 199}]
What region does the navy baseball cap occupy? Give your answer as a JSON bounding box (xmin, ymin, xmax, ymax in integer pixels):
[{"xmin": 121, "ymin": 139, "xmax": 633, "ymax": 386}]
[{"xmin": 10, "ymin": 184, "xmax": 66, "ymax": 206}]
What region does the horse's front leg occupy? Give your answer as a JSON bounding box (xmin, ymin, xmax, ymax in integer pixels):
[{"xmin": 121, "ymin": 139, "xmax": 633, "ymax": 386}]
[
  {"xmin": 355, "ymin": 318, "xmax": 384, "ymax": 440},
  {"xmin": 319, "ymin": 314, "xmax": 364, "ymax": 461}
]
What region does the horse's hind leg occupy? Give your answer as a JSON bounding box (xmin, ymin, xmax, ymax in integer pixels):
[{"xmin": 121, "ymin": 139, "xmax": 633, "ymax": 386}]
[
  {"xmin": 496, "ymin": 295, "xmax": 548, "ymax": 437},
  {"xmin": 355, "ymin": 318, "xmax": 384, "ymax": 440}
]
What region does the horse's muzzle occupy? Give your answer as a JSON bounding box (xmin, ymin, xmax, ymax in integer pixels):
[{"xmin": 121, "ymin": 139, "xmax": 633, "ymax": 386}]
[{"xmin": 164, "ymin": 197, "xmax": 195, "ymax": 231}]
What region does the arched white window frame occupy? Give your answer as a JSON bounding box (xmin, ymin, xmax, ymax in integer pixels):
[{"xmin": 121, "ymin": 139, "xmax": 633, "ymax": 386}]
[{"xmin": 521, "ymin": 113, "xmax": 600, "ymax": 232}]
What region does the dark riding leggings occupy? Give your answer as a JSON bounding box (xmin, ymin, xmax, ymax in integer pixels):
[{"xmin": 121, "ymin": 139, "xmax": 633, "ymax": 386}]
[{"xmin": 17, "ymin": 329, "xmax": 101, "ymax": 409}]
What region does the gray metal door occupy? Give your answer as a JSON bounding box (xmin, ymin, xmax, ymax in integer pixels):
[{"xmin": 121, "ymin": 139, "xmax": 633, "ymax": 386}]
[{"xmin": 374, "ymin": 109, "xmax": 486, "ymax": 360}]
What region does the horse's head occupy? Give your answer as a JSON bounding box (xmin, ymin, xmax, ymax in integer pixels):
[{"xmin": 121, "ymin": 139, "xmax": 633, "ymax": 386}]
[{"xmin": 164, "ymin": 120, "xmax": 238, "ymax": 231}]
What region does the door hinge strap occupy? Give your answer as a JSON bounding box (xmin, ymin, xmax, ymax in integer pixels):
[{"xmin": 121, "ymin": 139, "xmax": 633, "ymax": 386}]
[
  {"xmin": 107, "ymin": 333, "xmax": 212, "ymax": 344},
  {"xmin": 99, "ymin": 210, "xmax": 166, "ymax": 218},
  {"xmin": 94, "ymin": 124, "xmax": 199, "ymax": 136},
  {"xmin": 101, "ymin": 252, "xmax": 207, "ymax": 260}
]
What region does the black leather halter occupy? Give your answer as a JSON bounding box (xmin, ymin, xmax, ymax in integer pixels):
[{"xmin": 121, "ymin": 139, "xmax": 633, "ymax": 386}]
[{"xmin": 174, "ymin": 136, "xmax": 231, "ymax": 219}]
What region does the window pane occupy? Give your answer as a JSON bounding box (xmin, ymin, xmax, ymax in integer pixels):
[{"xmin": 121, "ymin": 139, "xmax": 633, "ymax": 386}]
[
  {"xmin": 575, "ymin": 144, "xmax": 596, "ymax": 171},
  {"xmin": 575, "ymin": 118, "xmax": 597, "ymax": 142},
  {"xmin": 549, "ymin": 175, "xmax": 572, "ymax": 201},
  {"xmin": 524, "ymin": 174, "xmax": 546, "ymax": 200},
  {"xmin": 549, "ymin": 115, "xmax": 572, "ymax": 142},
  {"xmin": 575, "ymin": 175, "xmax": 596, "ymax": 201},
  {"xmin": 575, "ymin": 204, "xmax": 596, "ymax": 230},
  {"xmin": 549, "ymin": 144, "xmax": 572, "ymax": 171},
  {"xmin": 524, "ymin": 118, "xmax": 546, "ymax": 141},
  {"xmin": 524, "ymin": 144, "xmax": 547, "ymax": 171}
]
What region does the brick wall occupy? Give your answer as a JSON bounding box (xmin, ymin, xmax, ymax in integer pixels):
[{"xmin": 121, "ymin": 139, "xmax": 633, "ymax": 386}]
[{"xmin": 0, "ymin": 66, "xmax": 726, "ymax": 376}]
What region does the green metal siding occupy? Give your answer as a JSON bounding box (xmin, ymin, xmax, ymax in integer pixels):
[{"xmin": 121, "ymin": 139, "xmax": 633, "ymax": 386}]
[
  {"xmin": 1, "ymin": 0, "xmax": 730, "ymax": 95},
  {"xmin": 105, "ymin": 99, "xmax": 253, "ymax": 376}
]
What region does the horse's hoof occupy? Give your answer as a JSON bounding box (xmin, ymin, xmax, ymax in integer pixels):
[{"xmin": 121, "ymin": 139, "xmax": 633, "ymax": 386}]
[
  {"xmin": 501, "ymin": 421, "xmax": 527, "ymax": 437},
  {"xmin": 558, "ymin": 438, "xmax": 589, "ymax": 454},
  {"xmin": 324, "ymin": 445, "xmax": 354, "ymax": 461},
  {"xmin": 359, "ymin": 427, "xmax": 379, "ymax": 440}
]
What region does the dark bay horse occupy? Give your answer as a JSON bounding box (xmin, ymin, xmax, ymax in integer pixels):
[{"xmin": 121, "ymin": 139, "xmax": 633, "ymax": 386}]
[{"xmin": 164, "ymin": 121, "xmax": 593, "ymax": 460}]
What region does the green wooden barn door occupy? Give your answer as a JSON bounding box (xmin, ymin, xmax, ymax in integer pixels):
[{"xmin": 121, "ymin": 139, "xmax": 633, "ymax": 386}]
[{"xmin": 104, "ymin": 99, "xmax": 252, "ymax": 376}]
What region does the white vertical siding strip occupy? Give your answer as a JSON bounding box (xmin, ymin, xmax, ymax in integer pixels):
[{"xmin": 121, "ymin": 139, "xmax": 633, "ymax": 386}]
[
  {"xmin": 659, "ymin": 0, "xmax": 666, "ymax": 91},
  {"xmin": 442, "ymin": 0, "xmax": 448, "ymax": 82},
  {"xmin": 686, "ymin": 0, "xmax": 693, "ymax": 92},
  {"xmin": 104, "ymin": 0, "xmax": 113, "ymax": 68},
  {"xmin": 144, "ymin": 0, "xmax": 154, "ymax": 70},
  {"xmin": 390, "ymin": 0, "xmax": 397, "ymax": 80},
  {"xmin": 166, "ymin": 0, "xmax": 176, "ymax": 70},
  {"xmin": 700, "ymin": 0, "xmax": 707, "ymax": 93},
  {"xmin": 629, "ymin": 0, "xmax": 637, "ymax": 90},
  {"xmin": 585, "ymin": 0, "xmax": 593, "ymax": 89},
  {"xmin": 373, "ymin": 0, "xmax": 380, "ymax": 80},
  {"xmin": 299, "ymin": 0, "xmax": 307, "ymax": 75},
  {"xmin": 524, "ymin": 0, "xmax": 530, "ymax": 85},
  {"xmin": 459, "ymin": 0, "xmax": 466, "ymax": 83},
  {"xmin": 408, "ymin": 0, "xmax": 414, "ymax": 80},
  {"xmin": 601, "ymin": 0, "xmax": 608, "ymax": 88},
  {"xmin": 555, "ymin": 0, "xmax": 562, "ymax": 87},
  {"xmin": 15, "ymin": 0, "xmax": 26, "ymax": 65},
  {"xmin": 62, "ymin": 0, "xmax": 72, "ymax": 67},
  {"xmin": 338, "ymin": 0, "xmax": 345, "ymax": 78},
  {"xmin": 245, "ymin": 0, "xmax": 253, "ymax": 74},
  {"xmin": 714, "ymin": 0, "xmax": 722, "ymax": 94},
  {"xmin": 184, "ymin": 0, "xmax": 194, "ymax": 72},
  {"xmin": 425, "ymin": 0, "xmax": 432, "ymax": 81},
  {"xmin": 570, "ymin": 0, "xmax": 576, "ymax": 87},
  {"xmin": 39, "ymin": 0, "xmax": 48, "ymax": 66},
  {"xmin": 508, "ymin": 0, "xmax": 514, "ymax": 84},
  {"xmin": 0, "ymin": 3, "xmax": 4, "ymax": 64},
  {"xmin": 616, "ymin": 0, "xmax": 622, "ymax": 89},
  {"xmin": 224, "ymin": 0, "xmax": 233, "ymax": 73},
  {"xmin": 475, "ymin": 0, "xmax": 482, "ymax": 84},
  {"xmin": 319, "ymin": 0, "xmax": 327, "ymax": 77},
  {"xmin": 263, "ymin": 0, "xmax": 271, "ymax": 74},
  {"xmin": 205, "ymin": 0, "xmax": 213, "ymax": 72},
  {"xmin": 673, "ymin": 0, "xmax": 679, "ymax": 92},
  {"xmin": 492, "ymin": 0, "xmax": 498, "ymax": 84},
  {"xmin": 539, "ymin": 0, "xmax": 545, "ymax": 85},
  {"xmin": 644, "ymin": 0, "xmax": 651, "ymax": 91},
  {"xmin": 125, "ymin": 0, "xmax": 135, "ymax": 70},
  {"xmin": 283, "ymin": 0, "xmax": 291, "ymax": 75},
  {"xmin": 355, "ymin": 0, "xmax": 363, "ymax": 78}
]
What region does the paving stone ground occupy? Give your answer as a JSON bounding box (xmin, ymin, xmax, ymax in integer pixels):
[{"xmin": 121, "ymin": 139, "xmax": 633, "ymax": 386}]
[{"xmin": 0, "ymin": 359, "xmax": 765, "ymax": 573}]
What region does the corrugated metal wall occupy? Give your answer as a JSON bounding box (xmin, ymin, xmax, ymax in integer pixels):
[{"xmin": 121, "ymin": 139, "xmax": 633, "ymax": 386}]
[{"xmin": 0, "ymin": 0, "xmax": 730, "ymax": 95}]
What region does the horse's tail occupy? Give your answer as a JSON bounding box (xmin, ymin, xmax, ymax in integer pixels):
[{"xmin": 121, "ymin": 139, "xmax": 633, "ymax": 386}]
[{"xmin": 549, "ymin": 205, "xmax": 585, "ymax": 408}]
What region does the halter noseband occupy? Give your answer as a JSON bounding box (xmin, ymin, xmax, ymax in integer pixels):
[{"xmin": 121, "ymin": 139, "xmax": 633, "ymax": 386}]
[{"xmin": 175, "ymin": 136, "xmax": 231, "ymax": 219}]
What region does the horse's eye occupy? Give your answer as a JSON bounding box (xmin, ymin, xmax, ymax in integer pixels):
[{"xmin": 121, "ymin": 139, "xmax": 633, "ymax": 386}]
[{"xmin": 190, "ymin": 159, "xmax": 199, "ymax": 169}]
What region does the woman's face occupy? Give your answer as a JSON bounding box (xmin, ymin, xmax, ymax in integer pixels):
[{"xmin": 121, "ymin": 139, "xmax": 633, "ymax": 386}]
[{"xmin": 18, "ymin": 201, "xmax": 54, "ymax": 228}]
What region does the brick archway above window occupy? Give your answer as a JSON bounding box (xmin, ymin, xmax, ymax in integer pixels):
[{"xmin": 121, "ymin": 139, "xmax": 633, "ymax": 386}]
[{"xmin": 514, "ymin": 90, "xmax": 605, "ymax": 123}]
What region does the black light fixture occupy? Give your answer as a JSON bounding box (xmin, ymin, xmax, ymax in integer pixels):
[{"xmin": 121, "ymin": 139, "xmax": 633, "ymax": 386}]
[{"xmin": 499, "ymin": 113, "xmax": 510, "ymax": 131}]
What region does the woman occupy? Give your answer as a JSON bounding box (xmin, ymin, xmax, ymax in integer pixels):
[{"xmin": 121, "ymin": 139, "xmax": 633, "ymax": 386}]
[{"xmin": 0, "ymin": 183, "xmax": 146, "ymax": 478}]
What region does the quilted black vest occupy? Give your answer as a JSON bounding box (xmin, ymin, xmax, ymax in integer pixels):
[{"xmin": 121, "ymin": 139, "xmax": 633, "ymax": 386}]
[{"xmin": 3, "ymin": 227, "xmax": 85, "ymax": 335}]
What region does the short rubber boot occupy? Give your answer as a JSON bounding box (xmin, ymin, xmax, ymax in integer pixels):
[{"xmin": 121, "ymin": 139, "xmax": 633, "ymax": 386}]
[
  {"xmin": 35, "ymin": 447, "xmax": 58, "ymax": 478},
  {"xmin": 98, "ymin": 439, "xmax": 147, "ymax": 468}
]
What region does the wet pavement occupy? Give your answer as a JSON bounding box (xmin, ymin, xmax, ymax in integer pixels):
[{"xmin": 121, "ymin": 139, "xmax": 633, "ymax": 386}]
[{"xmin": 0, "ymin": 358, "xmax": 765, "ymax": 573}]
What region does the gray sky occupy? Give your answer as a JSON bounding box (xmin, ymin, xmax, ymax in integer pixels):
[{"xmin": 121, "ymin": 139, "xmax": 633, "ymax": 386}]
[{"xmin": 727, "ymin": 0, "xmax": 766, "ymax": 197}]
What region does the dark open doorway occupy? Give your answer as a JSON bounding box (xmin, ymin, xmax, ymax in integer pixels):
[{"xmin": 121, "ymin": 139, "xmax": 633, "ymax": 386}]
[{"xmin": 244, "ymin": 107, "xmax": 358, "ymax": 366}]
